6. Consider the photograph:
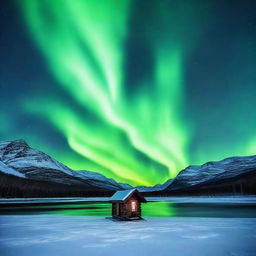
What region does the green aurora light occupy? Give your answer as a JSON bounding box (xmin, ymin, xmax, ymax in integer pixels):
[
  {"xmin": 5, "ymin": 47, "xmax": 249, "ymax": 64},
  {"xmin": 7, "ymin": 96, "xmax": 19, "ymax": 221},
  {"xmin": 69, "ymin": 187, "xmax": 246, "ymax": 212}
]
[{"xmin": 15, "ymin": 0, "xmax": 256, "ymax": 186}]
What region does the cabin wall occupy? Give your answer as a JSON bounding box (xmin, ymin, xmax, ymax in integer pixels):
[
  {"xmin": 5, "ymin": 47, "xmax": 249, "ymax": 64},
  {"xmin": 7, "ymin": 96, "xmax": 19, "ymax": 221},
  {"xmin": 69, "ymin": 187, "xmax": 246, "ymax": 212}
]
[
  {"xmin": 112, "ymin": 203, "xmax": 121, "ymax": 217},
  {"xmin": 112, "ymin": 203, "xmax": 116, "ymax": 216},
  {"xmin": 123, "ymin": 196, "xmax": 141, "ymax": 218},
  {"xmin": 112, "ymin": 198, "xmax": 142, "ymax": 218}
]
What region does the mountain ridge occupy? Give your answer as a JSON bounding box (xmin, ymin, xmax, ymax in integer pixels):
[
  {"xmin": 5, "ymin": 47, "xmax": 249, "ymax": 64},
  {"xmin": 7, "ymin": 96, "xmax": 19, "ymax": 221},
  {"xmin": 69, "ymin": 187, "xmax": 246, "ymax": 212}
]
[
  {"xmin": 0, "ymin": 140, "xmax": 131, "ymax": 197},
  {"xmin": 0, "ymin": 139, "xmax": 256, "ymax": 196}
]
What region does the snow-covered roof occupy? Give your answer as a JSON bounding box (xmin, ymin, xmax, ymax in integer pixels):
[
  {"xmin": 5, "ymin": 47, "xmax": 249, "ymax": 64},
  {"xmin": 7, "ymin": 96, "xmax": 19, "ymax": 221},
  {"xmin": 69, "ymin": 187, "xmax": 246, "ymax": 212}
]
[{"xmin": 109, "ymin": 189, "xmax": 147, "ymax": 202}]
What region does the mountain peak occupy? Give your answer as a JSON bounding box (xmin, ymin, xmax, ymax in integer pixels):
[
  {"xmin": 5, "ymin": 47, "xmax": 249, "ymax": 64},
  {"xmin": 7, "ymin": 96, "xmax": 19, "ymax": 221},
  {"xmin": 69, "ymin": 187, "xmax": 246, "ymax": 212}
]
[
  {"xmin": 0, "ymin": 139, "xmax": 131, "ymax": 195},
  {"xmin": 0, "ymin": 139, "xmax": 29, "ymax": 149},
  {"xmin": 9, "ymin": 139, "xmax": 29, "ymax": 148}
]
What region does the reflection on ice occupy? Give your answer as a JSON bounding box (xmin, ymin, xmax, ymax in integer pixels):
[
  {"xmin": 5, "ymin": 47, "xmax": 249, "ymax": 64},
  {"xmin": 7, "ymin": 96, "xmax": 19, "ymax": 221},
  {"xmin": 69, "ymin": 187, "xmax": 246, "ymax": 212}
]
[{"xmin": 1, "ymin": 198, "xmax": 256, "ymax": 218}]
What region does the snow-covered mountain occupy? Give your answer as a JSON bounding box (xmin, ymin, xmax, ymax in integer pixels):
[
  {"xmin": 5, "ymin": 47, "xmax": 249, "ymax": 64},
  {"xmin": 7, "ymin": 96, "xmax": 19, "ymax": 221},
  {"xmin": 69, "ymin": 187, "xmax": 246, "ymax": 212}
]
[
  {"xmin": 136, "ymin": 179, "xmax": 174, "ymax": 192},
  {"xmin": 0, "ymin": 140, "xmax": 131, "ymax": 192},
  {"xmin": 1, "ymin": 139, "xmax": 255, "ymax": 196},
  {"xmin": 167, "ymin": 155, "xmax": 256, "ymax": 192},
  {"xmin": 75, "ymin": 170, "xmax": 132, "ymax": 190},
  {"xmin": 137, "ymin": 155, "xmax": 256, "ymax": 194},
  {"xmin": 0, "ymin": 160, "xmax": 25, "ymax": 178}
]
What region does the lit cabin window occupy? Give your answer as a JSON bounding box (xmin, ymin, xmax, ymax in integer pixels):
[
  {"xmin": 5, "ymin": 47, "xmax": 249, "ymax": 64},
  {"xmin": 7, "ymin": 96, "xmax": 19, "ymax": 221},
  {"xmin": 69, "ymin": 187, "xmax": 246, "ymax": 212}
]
[{"xmin": 131, "ymin": 201, "xmax": 136, "ymax": 211}]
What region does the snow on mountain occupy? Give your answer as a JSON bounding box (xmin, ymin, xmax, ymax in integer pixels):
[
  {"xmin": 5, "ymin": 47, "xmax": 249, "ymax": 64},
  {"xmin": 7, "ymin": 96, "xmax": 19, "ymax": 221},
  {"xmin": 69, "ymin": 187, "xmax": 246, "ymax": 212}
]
[
  {"xmin": 0, "ymin": 160, "xmax": 25, "ymax": 178},
  {"xmin": 137, "ymin": 155, "xmax": 256, "ymax": 193},
  {"xmin": 0, "ymin": 140, "xmax": 130, "ymax": 191},
  {"xmin": 0, "ymin": 140, "xmax": 74, "ymax": 176},
  {"xmin": 2, "ymin": 140, "xmax": 255, "ymax": 195},
  {"xmin": 76, "ymin": 170, "xmax": 132, "ymax": 190},
  {"xmin": 166, "ymin": 155, "xmax": 256, "ymax": 191},
  {"xmin": 136, "ymin": 179, "xmax": 174, "ymax": 192}
]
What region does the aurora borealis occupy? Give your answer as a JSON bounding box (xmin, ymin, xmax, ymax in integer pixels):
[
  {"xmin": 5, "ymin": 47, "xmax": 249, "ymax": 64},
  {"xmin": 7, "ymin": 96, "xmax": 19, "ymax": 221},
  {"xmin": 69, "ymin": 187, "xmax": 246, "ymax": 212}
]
[{"xmin": 0, "ymin": 0, "xmax": 255, "ymax": 186}]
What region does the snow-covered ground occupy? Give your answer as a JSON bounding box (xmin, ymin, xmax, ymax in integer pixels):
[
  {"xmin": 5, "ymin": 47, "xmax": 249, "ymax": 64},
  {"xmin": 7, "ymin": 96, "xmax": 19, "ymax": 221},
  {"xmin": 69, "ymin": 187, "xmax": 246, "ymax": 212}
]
[
  {"xmin": 1, "ymin": 197, "xmax": 256, "ymax": 255},
  {"xmin": 0, "ymin": 216, "xmax": 256, "ymax": 256}
]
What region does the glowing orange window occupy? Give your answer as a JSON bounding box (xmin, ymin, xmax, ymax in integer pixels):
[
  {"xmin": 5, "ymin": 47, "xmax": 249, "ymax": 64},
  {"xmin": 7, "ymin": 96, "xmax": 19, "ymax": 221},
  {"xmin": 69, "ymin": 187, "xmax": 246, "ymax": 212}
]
[{"xmin": 131, "ymin": 201, "xmax": 136, "ymax": 211}]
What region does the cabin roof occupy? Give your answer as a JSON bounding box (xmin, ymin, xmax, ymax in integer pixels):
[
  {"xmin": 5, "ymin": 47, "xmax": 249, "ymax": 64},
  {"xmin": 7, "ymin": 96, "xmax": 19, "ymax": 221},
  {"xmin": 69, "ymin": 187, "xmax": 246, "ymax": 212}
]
[{"xmin": 109, "ymin": 189, "xmax": 147, "ymax": 203}]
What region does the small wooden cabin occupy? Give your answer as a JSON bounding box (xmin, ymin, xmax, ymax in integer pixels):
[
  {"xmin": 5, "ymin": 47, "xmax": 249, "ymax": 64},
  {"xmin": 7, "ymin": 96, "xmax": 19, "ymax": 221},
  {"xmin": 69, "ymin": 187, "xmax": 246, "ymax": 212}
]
[{"xmin": 109, "ymin": 189, "xmax": 147, "ymax": 220}]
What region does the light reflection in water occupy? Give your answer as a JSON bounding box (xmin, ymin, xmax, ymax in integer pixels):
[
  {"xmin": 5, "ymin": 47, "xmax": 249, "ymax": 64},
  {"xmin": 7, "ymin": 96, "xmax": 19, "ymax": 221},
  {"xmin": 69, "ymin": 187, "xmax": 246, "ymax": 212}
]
[
  {"xmin": 0, "ymin": 201, "xmax": 256, "ymax": 218},
  {"xmin": 142, "ymin": 202, "xmax": 176, "ymax": 217}
]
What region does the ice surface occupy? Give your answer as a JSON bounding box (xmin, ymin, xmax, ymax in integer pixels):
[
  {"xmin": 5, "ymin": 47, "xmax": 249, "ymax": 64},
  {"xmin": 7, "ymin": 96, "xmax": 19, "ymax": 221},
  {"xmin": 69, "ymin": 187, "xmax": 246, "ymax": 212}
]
[{"xmin": 0, "ymin": 215, "xmax": 256, "ymax": 256}]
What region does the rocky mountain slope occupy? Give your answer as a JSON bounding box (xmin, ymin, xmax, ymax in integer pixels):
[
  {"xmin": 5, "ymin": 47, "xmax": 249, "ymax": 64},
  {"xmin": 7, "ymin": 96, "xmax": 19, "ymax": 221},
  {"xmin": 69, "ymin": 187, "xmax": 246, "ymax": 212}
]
[
  {"xmin": 0, "ymin": 140, "xmax": 131, "ymax": 197},
  {"xmin": 0, "ymin": 160, "xmax": 25, "ymax": 178},
  {"xmin": 166, "ymin": 155, "xmax": 256, "ymax": 192},
  {"xmin": 1, "ymin": 139, "xmax": 256, "ymax": 197},
  {"xmin": 141, "ymin": 155, "xmax": 256, "ymax": 195},
  {"xmin": 136, "ymin": 179, "xmax": 173, "ymax": 192}
]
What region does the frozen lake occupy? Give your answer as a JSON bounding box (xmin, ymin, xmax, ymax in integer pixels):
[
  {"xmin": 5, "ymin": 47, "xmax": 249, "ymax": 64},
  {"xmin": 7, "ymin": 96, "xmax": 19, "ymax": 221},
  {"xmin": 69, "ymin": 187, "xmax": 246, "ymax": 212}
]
[
  {"xmin": 0, "ymin": 197, "xmax": 256, "ymax": 256},
  {"xmin": 1, "ymin": 196, "xmax": 256, "ymax": 218}
]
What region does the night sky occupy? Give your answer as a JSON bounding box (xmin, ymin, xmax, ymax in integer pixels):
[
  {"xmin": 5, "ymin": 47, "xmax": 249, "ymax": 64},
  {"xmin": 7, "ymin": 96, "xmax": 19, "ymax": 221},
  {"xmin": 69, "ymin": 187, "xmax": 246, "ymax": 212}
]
[{"xmin": 0, "ymin": 0, "xmax": 256, "ymax": 186}]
